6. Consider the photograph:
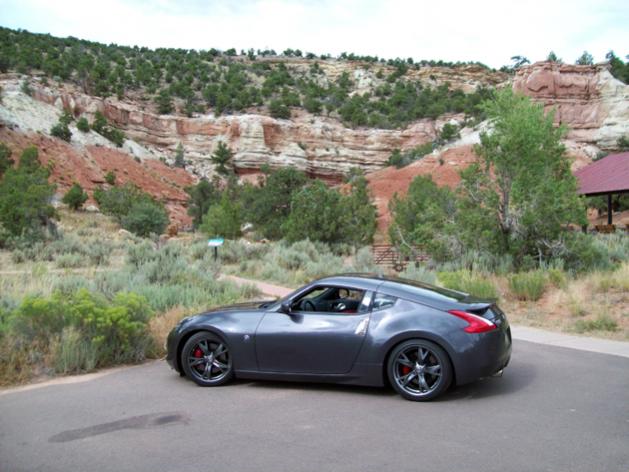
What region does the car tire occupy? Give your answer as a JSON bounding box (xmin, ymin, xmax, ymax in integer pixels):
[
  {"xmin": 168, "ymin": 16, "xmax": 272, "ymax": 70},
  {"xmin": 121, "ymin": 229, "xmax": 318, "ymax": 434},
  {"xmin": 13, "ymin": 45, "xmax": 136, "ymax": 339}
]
[
  {"xmin": 387, "ymin": 339, "xmax": 452, "ymax": 401},
  {"xmin": 181, "ymin": 332, "xmax": 234, "ymax": 387}
]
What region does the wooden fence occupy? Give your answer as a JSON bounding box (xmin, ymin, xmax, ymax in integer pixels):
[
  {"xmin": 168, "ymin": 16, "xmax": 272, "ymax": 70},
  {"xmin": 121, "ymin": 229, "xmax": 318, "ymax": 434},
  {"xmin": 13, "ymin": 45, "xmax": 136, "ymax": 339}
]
[{"xmin": 372, "ymin": 244, "xmax": 429, "ymax": 272}]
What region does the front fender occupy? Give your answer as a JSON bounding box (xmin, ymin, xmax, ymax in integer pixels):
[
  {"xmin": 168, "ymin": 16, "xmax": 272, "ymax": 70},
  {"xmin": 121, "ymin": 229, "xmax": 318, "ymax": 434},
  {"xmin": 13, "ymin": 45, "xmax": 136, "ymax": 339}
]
[{"xmin": 173, "ymin": 310, "xmax": 265, "ymax": 373}]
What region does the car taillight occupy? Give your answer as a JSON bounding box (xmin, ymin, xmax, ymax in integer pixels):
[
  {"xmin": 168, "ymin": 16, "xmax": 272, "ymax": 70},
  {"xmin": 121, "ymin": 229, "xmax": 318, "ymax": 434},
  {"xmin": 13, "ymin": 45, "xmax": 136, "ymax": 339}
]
[{"xmin": 448, "ymin": 310, "xmax": 497, "ymax": 334}]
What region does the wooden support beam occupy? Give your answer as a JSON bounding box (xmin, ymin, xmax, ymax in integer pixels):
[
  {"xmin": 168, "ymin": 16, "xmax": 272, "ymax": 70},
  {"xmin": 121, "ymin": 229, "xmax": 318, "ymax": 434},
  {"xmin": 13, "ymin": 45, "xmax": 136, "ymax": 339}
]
[{"xmin": 607, "ymin": 193, "xmax": 613, "ymax": 225}]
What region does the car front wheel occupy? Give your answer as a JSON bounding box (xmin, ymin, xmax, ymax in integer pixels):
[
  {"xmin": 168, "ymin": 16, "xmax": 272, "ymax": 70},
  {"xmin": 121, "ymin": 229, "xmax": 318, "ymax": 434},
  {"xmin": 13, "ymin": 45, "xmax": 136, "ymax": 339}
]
[
  {"xmin": 388, "ymin": 339, "xmax": 452, "ymax": 401},
  {"xmin": 181, "ymin": 332, "xmax": 233, "ymax": 387}
]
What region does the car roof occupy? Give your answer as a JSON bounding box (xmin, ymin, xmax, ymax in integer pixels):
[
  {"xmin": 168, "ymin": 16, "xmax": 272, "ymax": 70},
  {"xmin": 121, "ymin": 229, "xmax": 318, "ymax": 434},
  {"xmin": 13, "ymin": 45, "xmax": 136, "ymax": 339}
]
[
  {"xmin": 313, "ymin": 274, "xmax": 386, "ymax": 291},
  {"xmin": 316, "ymin": 273, "xmax": 492, "ymax": 311}
]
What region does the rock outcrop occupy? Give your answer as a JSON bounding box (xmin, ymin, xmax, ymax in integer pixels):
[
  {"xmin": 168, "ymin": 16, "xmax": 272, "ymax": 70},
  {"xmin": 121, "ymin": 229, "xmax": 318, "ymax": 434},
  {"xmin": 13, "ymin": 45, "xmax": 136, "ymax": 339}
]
[
  {"xmin": 0, "ymin": 127, "xmax": 195, "ymax": 227},
  {"xmin": 513, "ymin": 62, "xmax": 629, "ymax": 153},
  {"xmin": 1, "ymin": 60, "xmax": 627, "ymax": 234},
  {"xmin": 22, "ymin": 79, "xmax": 446, "ymax": 183}
]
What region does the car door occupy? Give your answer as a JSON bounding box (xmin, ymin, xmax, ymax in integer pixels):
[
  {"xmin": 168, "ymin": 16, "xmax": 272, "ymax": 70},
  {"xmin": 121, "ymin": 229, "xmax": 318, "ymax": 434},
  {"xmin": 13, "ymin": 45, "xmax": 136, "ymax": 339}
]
[{"xmin": 254, "ymin": 287, "xmax": 373, "ymax": 374}]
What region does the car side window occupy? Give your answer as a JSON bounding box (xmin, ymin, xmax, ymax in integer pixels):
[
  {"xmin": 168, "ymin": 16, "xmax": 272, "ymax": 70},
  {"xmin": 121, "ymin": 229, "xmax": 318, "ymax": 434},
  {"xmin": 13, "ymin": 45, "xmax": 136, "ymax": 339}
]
[
  {"xmin": 372, "ymin": 293, "xmax": 397, "ymax": 311},
  {"xmin": 292, "ymin": 285, "xmax": 366, "ymax": 314}
]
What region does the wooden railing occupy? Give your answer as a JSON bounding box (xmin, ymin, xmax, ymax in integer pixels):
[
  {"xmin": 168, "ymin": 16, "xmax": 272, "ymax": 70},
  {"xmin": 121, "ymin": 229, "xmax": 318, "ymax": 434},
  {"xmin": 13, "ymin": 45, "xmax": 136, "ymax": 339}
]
[{"xmin": 372, "ymin": 244, "xmax": 429, "ymax": 272}]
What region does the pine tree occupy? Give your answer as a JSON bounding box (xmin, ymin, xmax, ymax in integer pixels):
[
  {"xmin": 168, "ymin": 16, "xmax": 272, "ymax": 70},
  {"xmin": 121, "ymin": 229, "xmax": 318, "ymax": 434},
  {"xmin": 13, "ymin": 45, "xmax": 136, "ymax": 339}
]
[
  {"xmin": 174, "ymin": 142, "xmax": 185, "ymax": 168},
  {"xmin": 211, "ymin": 141, "xmax": 233, "ymax": 176}
]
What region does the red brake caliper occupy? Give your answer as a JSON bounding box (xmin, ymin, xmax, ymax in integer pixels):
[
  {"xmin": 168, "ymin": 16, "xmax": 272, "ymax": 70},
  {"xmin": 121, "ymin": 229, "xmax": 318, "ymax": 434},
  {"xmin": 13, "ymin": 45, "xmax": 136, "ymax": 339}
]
[
  {"xmin": 401, "ymin": 366, "xmax": 411, "ymax": 375},
  {"xmin": 194, "ymin": 348, "xmax": 203, "ymax": 358}
]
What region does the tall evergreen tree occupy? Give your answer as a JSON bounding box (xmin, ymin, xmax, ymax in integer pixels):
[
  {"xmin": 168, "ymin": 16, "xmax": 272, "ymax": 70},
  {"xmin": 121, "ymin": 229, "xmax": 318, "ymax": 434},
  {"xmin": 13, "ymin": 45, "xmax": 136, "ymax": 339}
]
[
  {"xmin": 174, "ymin": 142, "xmax": 185, "ymax": 168},
  {"xmin": 211, "ymin": 141, "xmax": 233, "ymax": 176}
]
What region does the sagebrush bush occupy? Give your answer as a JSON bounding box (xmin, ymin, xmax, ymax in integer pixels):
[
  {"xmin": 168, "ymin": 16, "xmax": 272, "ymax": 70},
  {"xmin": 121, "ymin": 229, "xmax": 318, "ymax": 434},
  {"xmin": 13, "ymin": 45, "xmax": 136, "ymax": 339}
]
[
  {"xmin": 545, "ymin": 265, "xmax": 567, "ymax": 288},
  {"xmin": 573, "ymin": 315, "xmax": 618, "ymax": 333},
  {"xmin": 53, "ymin": 327, "xmax": 98, "ymax": 373},
  {"xmin": 592, "ymin": 233, "xmax": 629, "ymax": 264},
  {"xmin": 125, "ymin": 239, "xmax": 156, "ymax": 267},
  {"xmin": 351, "ymin": 246, "xmax": 380, "ymax": 273},
  {"xmin": 53, "ymin": 275, "xmax": 94, "ymax": 295},
  {"xmin": 55, "ymin": 253, "xmax": 88, "ymax": 268},
  {"xmin": 10, "ymin": 249, "xmax": 25, "ymax": 264},
  {"xmin": 508, "ymin": 271, "xmax": 547, "ymax": 301},
  {"xmin": 437, "ymin": 271, "xmax": 498, "ymax": 299},
  {"xmin": 219, "ymin": 239, "xmax": 270, "ymax": 264},
  {"xmin": 401, "ymin": 264, "xmax": 437, "ymax": 284}
]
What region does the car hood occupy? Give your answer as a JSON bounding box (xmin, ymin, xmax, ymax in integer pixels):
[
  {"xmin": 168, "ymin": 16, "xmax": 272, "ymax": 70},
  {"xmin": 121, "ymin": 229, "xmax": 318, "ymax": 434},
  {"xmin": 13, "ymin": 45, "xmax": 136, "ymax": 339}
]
[{"xmin": 202, "ymin": 300, "xmax": 277, "ymax": 314}]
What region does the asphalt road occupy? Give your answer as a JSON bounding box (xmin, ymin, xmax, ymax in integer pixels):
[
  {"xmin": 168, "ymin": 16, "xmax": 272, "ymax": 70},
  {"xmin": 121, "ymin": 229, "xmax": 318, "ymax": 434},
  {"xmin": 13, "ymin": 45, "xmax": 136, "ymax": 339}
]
[{"xmin": 1, "ymin": 340, "xmax": 628, "ymax": 472}]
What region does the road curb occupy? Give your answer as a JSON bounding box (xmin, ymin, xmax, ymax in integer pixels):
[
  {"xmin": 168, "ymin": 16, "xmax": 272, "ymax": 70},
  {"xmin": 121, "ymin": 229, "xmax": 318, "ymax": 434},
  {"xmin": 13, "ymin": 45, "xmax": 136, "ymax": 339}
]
[
  {"xmin": 223, "ymin": 274, "xmax": 629, "ymax": 359},
  {"xmin": 511, "ymin": 325, "xmax": 629, "ymax": 359}
]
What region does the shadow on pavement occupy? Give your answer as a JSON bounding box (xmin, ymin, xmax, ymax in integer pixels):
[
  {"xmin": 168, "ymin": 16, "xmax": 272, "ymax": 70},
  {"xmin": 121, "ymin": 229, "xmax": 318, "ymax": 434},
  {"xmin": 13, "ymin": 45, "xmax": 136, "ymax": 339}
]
[{"xmin": 219, "ymin": 360, "xmax": 537, "ymax": 401}]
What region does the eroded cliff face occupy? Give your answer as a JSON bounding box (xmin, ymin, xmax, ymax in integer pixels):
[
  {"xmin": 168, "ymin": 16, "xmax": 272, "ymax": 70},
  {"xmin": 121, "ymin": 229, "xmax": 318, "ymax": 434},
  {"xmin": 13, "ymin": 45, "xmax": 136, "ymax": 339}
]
[
  {"xmin": 22, "ymin": 79, "xmax": 451, "ymax": 183},
  {"xmin": 513, "ymin": 62, "xmax": 629, "ymax": 153},
  {"xmin": 1, "ymin": 60, "xmax": 627, "ymax": 233}
]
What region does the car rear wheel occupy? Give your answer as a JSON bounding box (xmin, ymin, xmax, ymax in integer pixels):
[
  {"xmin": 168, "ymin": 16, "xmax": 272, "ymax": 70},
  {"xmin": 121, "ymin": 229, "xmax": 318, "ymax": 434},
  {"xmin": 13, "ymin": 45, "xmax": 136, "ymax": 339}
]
[
  {"xmin": 388, "ymin": 339, "xmax": 452, "ymax": 401},
  {"xmin": 181, "ymin": 332, "xmax": 233, "ymax": 387}
]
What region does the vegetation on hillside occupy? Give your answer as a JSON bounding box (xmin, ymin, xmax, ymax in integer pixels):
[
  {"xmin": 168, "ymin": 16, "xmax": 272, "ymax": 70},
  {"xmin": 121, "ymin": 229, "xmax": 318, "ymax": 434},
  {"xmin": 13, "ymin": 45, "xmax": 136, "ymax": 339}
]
[
  {"xmin": 0, "ymin": 146, "xmax": 56, "ymax": 243},
  {"xmin": 0, "ymin": 26, "xmax": 497, "ymax": 129},
  {"xmin": 0, "ymin": 215, "xmax": 260, "ymax": 385},
  {"xmin": 94, "ymin": 183, "xmax": 169, "ymax": 237},
  {"xmin": 185, "ymin": 164, "xmax": 377, "ymax": 247},
  {"xmin": 390, "ymin": 89, "xmax": 593, "ymax": 271}
]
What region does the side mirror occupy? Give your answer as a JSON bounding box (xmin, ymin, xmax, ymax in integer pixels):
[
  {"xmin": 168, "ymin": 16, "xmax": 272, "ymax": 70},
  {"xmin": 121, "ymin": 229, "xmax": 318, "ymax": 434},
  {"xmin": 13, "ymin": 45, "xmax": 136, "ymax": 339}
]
[{"xmin": 280, "ymin": 301, "xmax": 292, "ymax": 314}]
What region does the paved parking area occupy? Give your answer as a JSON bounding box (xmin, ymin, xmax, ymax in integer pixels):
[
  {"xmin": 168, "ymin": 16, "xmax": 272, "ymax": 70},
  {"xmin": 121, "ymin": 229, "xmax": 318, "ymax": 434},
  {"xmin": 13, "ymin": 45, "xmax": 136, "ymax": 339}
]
[{"xmin": 1, "ymin": 340, "xmax": 628, "ymax": 472}]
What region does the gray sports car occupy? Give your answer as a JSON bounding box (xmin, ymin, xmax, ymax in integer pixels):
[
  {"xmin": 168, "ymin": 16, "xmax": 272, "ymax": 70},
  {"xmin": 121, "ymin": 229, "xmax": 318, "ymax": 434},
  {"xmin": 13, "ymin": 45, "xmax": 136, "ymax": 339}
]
[{"xmin": 166, "ymin": 274, "xmax": 511, "ymax": 401}]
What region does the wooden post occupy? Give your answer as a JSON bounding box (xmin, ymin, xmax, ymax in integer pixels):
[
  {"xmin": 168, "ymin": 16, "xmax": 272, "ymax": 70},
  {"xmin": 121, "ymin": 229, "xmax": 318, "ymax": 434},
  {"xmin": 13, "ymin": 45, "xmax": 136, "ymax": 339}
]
[{"xmin": 607, "ymin": 193, "xmax": 613, "ymax": 225}]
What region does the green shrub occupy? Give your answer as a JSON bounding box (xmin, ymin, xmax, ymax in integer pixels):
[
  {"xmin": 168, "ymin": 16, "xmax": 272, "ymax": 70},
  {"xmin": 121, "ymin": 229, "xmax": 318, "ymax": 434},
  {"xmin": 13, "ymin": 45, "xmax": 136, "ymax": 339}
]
[
  {"xmin": 125, "ymin": 240, "xmax": 156, "ymax": 267},
  {"xmin": 438, "ymin": 122, "xmax": 460, "ymax": 142},
  {"xmin": 220, "ymin": 239, "xmax": 269, "ymax": 264},
  {"xmin": 51, "ymin": 122, "xmax": 72, "ymax": 142},
  {"xmin": 52, "ymin": 275, "xmax": 94, "ymax": 295},
  {"xmin": 563, "ymin": 234, "xmax": 613, "ymax": 272},
  {"xmin": 401, "ymin": 265, "xmax": 437, "ymax": 284},
  {"xmin": 0, "ymin": 147, "xmax": 56, "ymax": 239},
  {"xmin": 121, "ymin": 200, "xmax": 169, "ymax": 237},
  {"xmin": 62, "ymin": 183, "xmax": 88, "ymax": 210},
  {"xmin": 573, "ymin": 315, "xmax": 618, "ymax": 333},
  {"xmin": 91, "ymin": 111, "xmax": 125, "ymax": 146},
  {"xmin": 105, "ymin": 171, "xmax": 116, "ymax": 185},
  {"xmin": 437, "ymin": 271, "xmax": 498, "ymax": 299},
  {"xmin": 508, "ymin": 271, "xmax": 547, "ymax": 301},
  {"xmin": 53, "ymin": 327, "xmax": 98, "ymax": 373},
  {"xmin": 0, "ymin": 141, "xmax": 14, "ymax": 178},
  {"xmin": 269, "ymin": 99, "xmax": 290, "ymax": 119},
  {"xmin": 55, "ymin": 253, "xmax": 88, "ymax": 268},
  {"xmin": 76, "ymin": 117, "xmax": 90, "ymax": 132},
  {"xmin": 351, "ymin": 246, "xmax": 380, "ymax": 273},
  {"xmin": 95, "ymin": 184, "xmax": 167, "ymax": 237},
  {"xmin": 200, "ymin": 193, "xmax": 242, "ymax": 239},
  {"xmin": 9, "ymin": 289, "xmax": 155, "ymax": 366},
  {"xmin": 10, "ymin": 249, "xmax": 25, "ymax": 264},
  {"xmin": 547, "ymin": 268, "xmax": 567, "ymax": 288}
]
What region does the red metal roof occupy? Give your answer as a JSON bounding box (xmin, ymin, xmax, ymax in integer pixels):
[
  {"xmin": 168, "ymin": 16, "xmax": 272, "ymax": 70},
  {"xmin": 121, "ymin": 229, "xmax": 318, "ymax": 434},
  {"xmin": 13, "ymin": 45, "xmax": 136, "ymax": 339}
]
[{"xmin": 574, "ymin": 152, "xmax": 629, "ymax": 196}]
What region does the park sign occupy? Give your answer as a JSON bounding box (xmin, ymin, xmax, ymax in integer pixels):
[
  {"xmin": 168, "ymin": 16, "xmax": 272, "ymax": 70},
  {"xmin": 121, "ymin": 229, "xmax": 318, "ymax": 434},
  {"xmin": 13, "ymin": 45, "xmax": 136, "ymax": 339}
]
[{"xmin": 207, "ymin": 238, "xmax": 224, "ymax": 247}]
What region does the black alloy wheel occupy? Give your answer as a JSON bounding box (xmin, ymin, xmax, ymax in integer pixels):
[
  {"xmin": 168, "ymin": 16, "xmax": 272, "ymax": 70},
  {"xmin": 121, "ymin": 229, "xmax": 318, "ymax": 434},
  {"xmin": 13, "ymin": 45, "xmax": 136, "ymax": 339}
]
[
  {"xmin": 181, "ymin": 332, "xmax": 233, "ymax": 386},
  {"xmin": 388, "ymin": 339, "xmax": 452, "ymax": 401}
]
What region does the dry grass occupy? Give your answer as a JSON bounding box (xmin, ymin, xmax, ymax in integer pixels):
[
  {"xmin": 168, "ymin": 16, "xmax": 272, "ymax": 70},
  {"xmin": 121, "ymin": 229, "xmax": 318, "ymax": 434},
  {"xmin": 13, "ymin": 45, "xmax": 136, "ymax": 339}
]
[
  {"xmin": 508, "ymin": 262, "xmax": 629, "ymax": 340},
  {"xmin": 148, "ymin": 306, "xmax": 192, "ymax": 356}
]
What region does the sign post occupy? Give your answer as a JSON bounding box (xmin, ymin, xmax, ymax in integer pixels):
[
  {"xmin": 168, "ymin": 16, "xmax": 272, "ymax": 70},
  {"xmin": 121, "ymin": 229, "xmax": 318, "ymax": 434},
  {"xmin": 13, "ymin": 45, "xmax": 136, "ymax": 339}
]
[{"xmin": 207, "ymin": 237, "xmax": 224, "ymax": 261}]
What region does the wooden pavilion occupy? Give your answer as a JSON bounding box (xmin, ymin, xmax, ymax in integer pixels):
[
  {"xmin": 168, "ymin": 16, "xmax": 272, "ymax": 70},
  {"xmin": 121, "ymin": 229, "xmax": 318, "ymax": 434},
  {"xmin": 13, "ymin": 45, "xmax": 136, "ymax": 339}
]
[{"xmin": 574, "ymin": 152, "xmax": 629, "ymax": 228}]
